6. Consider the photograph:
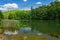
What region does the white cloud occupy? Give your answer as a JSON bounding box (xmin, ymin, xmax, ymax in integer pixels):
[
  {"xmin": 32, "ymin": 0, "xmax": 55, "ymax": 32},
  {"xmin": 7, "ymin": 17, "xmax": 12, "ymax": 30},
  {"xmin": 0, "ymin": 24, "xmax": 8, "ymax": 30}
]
[
  {"xmin": 0, "ymin": 8, "xmax": 7, "ymax": 10},
  {"xmin": 36, "ymin": 2, "xmax": 42, "ymax": 5},
  {"xmin": 23, "ymin": 0, "xmax": 27, "ymax": 2},
  {"xmin": 3, "ymin": 3, "xmax": 18, "ymax": 8},
  {"xmin": 54, "ymin": 0, "xmax": 60, "ymax": 2},
  {"xmin": 58, "ymin": 0, "xmax": 60, "ymax": 1},
  {"xmin": 0, "ymin": 3, "xmax": 18, "ymax": 11}
]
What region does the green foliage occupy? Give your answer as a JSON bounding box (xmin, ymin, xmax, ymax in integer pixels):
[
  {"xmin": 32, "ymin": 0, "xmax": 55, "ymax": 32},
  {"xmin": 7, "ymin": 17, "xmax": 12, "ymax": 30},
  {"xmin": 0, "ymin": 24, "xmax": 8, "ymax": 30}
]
[
  {"xmin": 31, "ymin": 1, "xmax": 60, "ymax": 20},
  {"xmin": 0, "ymin": 10, "xmax": 4, "ymax": 20},
  {"xmin": 3, "ymin": 10, "xmax": 30, "ymax": 20}
]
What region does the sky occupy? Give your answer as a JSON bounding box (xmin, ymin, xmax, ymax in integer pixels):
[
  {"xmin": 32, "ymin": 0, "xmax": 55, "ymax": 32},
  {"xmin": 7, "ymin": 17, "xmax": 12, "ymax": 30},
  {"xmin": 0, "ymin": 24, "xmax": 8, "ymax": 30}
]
[{"xmin": 0, "ymin": 0, "xmax": 55, "ymax": 11}]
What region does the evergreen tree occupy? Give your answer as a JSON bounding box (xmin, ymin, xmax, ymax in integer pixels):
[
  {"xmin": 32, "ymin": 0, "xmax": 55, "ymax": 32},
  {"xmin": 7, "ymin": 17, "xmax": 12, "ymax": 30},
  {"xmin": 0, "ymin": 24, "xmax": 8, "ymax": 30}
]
[{"xmin": 0, "ymin": 10, "xmax": 4, "ymax": 21}]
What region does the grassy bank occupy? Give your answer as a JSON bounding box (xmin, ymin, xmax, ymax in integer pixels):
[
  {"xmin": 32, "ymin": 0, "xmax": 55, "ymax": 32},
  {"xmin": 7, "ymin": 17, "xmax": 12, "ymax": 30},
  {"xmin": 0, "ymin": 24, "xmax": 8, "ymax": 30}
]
[{"xmin": 0, "ymin": 34, "xmax": 59, "ymax": 40}]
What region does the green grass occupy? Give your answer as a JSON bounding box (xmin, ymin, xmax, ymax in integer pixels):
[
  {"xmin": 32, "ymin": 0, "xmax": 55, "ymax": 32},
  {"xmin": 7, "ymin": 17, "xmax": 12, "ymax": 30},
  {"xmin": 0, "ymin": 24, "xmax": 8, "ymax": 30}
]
[{"xmin": 3, "ymin": 34, "xmax": 59, "ymax": 40}]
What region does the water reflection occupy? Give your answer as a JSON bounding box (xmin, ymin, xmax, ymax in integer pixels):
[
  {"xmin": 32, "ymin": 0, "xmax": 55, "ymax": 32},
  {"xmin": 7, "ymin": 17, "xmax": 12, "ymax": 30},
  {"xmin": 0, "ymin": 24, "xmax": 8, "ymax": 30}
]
[
  {"xmin": 19, "ymin": 27, "xmax": 31, "ymax": 33},
  {"xmin": 19, "ymin": 27, "xmax": 44, "ymax": 36}
]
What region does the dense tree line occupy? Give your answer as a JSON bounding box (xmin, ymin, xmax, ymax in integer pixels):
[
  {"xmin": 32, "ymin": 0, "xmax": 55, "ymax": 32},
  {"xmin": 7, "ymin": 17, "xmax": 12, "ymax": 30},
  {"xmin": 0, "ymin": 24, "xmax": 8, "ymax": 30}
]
[
  {"xmin": 4, "ymin": 10, "xmax": 30, "ymax": 20},
  {"xmin": 31, "ymin": 1, "xmax": 60, "ymax": 20}
]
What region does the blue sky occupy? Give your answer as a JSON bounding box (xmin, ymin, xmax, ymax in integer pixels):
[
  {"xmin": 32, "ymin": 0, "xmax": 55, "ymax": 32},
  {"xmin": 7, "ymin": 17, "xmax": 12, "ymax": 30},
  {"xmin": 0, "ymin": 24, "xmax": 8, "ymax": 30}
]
[{"xmin": 0, "ymin": 0, "xmax": 55, "ymax": 10}]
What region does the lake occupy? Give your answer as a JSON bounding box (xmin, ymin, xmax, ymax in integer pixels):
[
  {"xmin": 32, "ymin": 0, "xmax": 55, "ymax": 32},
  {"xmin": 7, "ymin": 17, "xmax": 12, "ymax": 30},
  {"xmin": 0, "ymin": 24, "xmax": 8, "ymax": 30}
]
[
  {"xmin": 18, "ymin": 20, "xmax": 60, "ymax": 36},
  {"xmin": 0, "ymin": 20, "xmax": 60, "ymax": 40},
  {"xmin": 1, "ymin": 20, "xmax": 60, "ymax": 36}
]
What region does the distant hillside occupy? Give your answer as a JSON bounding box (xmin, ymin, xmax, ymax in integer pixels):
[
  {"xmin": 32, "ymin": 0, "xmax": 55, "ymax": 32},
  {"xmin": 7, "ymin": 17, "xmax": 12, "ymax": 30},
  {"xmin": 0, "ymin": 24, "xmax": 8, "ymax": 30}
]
[{"xmin": 3, "ymin": 10, "xmax": 30, "ymax": 19}]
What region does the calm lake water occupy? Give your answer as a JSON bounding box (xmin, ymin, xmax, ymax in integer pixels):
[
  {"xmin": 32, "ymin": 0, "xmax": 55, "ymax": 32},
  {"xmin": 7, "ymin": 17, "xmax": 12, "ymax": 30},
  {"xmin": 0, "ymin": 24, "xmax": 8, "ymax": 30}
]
[
  {"xmin": 19, "ymin": 20, "xmax": 60, "ymax": 36},
  {"xmin": 1, "ymin": 20, "xmax": 60, "ymax": 36},
  {"xmin": 18, "ymin": 20, "xmax": 60, "ymax": 40}
]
